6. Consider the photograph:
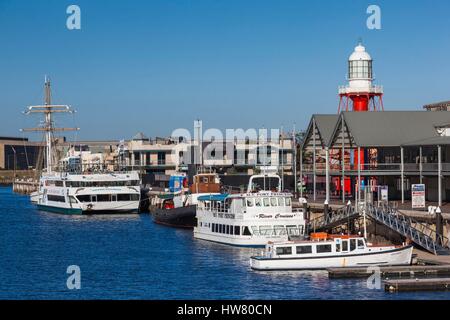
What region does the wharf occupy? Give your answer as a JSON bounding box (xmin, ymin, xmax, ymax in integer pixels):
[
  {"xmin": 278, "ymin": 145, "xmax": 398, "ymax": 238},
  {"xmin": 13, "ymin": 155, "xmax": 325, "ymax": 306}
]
[
  {"xmin": 327, "ymin": 249, "xmax": 450, "ymax": 279},
  {"xmin": 328, "ymin": 265, "xmax": 450, "ymax": 279},
  {"xmin": 385, "ymin": 278, "xmax": 450, "ymax": 292},
  {"xmin": 12, "ymin": 180, "xmax": 38, "ymax": 194}
]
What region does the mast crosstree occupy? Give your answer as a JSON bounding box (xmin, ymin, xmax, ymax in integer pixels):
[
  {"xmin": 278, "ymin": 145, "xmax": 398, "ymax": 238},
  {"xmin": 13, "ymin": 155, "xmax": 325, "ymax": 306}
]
[{"xmin": 21, "ymin": 77, "xmax": 79, "ymax": 173}]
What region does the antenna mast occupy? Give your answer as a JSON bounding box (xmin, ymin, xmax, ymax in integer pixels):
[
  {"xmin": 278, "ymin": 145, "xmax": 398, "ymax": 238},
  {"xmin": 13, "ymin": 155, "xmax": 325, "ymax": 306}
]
[{"xmin": 21, "ymin": 77, "xmax": 79, "ymax": 173}]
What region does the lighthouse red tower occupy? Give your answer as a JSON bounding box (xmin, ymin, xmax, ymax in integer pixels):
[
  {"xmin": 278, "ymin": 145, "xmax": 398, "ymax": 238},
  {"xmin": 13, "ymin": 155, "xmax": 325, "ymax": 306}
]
[{"xmin": 338, "ymin": 42, "xmax": 384, "ymax": 112}]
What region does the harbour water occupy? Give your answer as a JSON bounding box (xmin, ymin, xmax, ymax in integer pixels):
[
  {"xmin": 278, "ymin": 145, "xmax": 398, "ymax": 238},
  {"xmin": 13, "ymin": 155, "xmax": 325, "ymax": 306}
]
[{"xmin": 1, "ymin": 186, "xmax": 449, "ymax": 300}]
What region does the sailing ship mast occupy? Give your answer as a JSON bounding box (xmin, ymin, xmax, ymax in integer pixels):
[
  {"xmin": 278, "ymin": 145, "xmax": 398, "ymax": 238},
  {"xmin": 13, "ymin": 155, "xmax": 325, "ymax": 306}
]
[{"xmin": 21, "ymin": 77, "xmax": 79, "ymax": 173}]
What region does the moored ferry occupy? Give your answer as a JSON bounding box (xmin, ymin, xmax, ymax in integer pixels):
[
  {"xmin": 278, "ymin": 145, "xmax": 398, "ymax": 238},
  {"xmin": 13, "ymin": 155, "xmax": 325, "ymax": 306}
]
[
  {"xmin": 193, "ymin": 174, "xmax": 306, "ymax": 247},
  {"xmin": 35, "ymin": 164, "xmax": 141, "ymax": 215},
  {"xmin": 25, "ymin": 78, "xmax": 141, "ymax": 215},
  {"xmin": 250, "ymin": 233, "xmax": 413, "ymax": 271}
]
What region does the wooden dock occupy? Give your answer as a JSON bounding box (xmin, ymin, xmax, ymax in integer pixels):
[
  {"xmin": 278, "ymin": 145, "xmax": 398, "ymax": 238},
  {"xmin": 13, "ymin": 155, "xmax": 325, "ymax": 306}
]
[
  {"xmin": 12, "ymin": 180, "xmax": 38, "ymax": 194},
  {"xmin": 385, "ymin": 278, "xmax": 450, "ymax": 292},
  {"xmin": 327, "ymin": 265, "xmax": 450, "ymax": 279}
]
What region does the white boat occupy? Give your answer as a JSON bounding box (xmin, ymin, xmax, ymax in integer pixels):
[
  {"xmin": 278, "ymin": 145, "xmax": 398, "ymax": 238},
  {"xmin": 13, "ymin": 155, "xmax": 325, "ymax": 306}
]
[
  {"xmin": 34, "ymin": 164, "xmax": 141, "ymax": 215},
  {"xmin": 250, "ymin": 233, "xmax": 413, "ymax": 271},
  {"xmin": 193, "ymin": 174, "xmax": 306, "ymax": 247},
  {"xmin": 24, "ymin": 78, "xmax": 141, "ymax": 215}
]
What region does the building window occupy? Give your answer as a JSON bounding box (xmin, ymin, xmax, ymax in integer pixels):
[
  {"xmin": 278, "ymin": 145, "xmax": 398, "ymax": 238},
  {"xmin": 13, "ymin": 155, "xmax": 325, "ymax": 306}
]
[{"xmin": 157, "ymin": 152, "xmax": 166, "ymax": 165}]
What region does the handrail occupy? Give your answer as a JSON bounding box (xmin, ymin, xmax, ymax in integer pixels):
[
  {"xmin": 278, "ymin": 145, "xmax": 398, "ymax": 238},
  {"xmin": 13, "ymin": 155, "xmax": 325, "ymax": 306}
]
[
  {"xmin": 366, "ymin": 203, "xmax": 450, "ymax": 255},
  {"xmin": 309, "ymin": 205, "xmax": 358, "ymax": 231}
]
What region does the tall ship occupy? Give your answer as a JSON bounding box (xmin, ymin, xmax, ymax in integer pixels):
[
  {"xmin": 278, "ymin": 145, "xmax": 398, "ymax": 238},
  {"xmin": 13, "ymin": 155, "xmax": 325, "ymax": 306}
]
[
  {"xmin": 193, "ymin": 174, "xmax": 306, "ymax": 247},
  {"xmin": 151, "ymin": 171, "xmax": 221, "ymax": 228},
  {"xmin": 26, "ymin": 78, "xmax": 141, "ymax": 215}
]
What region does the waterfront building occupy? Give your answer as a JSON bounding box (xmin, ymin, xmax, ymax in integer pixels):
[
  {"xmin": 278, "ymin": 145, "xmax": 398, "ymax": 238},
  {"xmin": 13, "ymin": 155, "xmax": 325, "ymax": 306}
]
[{"xmin": 300, "ymin": 111, "xmax": 450, "ymax": 205}]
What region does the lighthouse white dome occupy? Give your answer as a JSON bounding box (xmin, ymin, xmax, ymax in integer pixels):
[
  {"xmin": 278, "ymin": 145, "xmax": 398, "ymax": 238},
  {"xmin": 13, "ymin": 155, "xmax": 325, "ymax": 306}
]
[{"xmin": 349, "ymin": 44, "xmax": 372, "ymax": 61}]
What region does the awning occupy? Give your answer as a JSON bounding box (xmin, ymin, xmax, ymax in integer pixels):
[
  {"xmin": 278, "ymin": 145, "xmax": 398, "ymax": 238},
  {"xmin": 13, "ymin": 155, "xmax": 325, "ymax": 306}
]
[{"xmin": 197, "ymin": 194, "xmax": 229, "ymax": 202}]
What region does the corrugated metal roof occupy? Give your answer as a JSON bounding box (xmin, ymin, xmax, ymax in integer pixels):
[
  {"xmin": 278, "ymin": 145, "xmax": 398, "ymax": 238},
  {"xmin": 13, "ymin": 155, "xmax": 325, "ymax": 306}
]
[
  {"xmin": 339, "ymin": 111, "xmax": 450, "ymax": 147},
  {"xmin": 402, "ymin": 136, "xmax": 450, "ymax": 146}
]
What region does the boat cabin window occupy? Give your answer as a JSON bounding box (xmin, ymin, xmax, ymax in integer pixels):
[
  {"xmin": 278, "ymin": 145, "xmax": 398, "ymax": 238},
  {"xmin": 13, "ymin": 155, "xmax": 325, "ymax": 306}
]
[
  {"xmin": 69, "ymin": 196, "xmax": 78, "ymax": 204},
  {"xmin": 316, "ymin": 244, "xmax": 332, "ymax": 253},
  {"xmin": 336, "ymin": 243, "xmax": 341, "ymax": 252},
  {"xmin": 274, "ymin": 225, "xmax": 286, "ymax": 236},
  {"xmin": 55, "ymin": 180, "xmax": 64, "ymax": 187},
  {"xmin": 111, "ymin": 194, "xmax": 117, "ymax": 202},
  {"xmin": 97, "ymin": 194, "xmax": 110, "ymax": 202},
  {"xmin": 243, "ymin": 226, "xmax": 251, "ymax": 236},
  {"xmin": 270, "ymin": 197, "xmax": 278, "ymax": 207},
  {"xmin": 278, "ymin": 197, "xmax": 285, "ymax": 206},
  {"xmin": 287, "ymin": 225, "xmax": 300, "ymax": 236},
  {"xmin": 285, "ymin": 198, "xmax": 291, "ymax": 206},
  {"xmin": 90, "ymin": 195, "xmax": 97, "ymax": 202},
  {"xmin": 259, "ymin": 226, "xmax": 273, "ymax": 236},
  {"xmin": 234, "ymin": 226, "xmax": 240, "ymax": 235},
  {"xmin": 255, "ymin": 198, "xmax": 262, "ymax": 207},
  {"xmin": 357, "ymin": 239, "xmax": 365, "ymax": 249},
  {"xmin": 246, "ymin": 199, "xmax": 254, "ymax": 207},
  {"xmin": 263, "ymin": 198, "xmax": 270, "ymax": 207},
  {"xmin": 350, "ymin": 239, "xmax": 357, "ymax": 251},
  {"xmin": 276, "ymin": 246, "xmax": 292, "ymax": 255},
  {"xmin": 296, "ymin": 245, "xmax": 312, "ymax": 254},
  {"xmin": 342, "ymin": 240, "xmax": 349, "ymax": 252},
  {"xmin": 47, "ymin": 195, "xmax": 66, "ymax": 202}
]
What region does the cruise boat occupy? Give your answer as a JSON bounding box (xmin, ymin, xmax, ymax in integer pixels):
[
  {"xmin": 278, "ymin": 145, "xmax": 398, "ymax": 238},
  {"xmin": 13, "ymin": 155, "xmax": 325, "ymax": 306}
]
[
  {"xmin": 25, "ymin": 78, "xmax": 141, "ymax": 215},
  {"xmin": 250, "ymin": 233, "xmax": 413, "ymax": 271},
  {"xmin": 193, "ymin": 174, "xmax": 306, "ymax": 247},
  {"xmin": 34, "ymin": 158, "xmax": 141, "ymax": 215},
  {"xmin": 151, "ymin": 172, "xmax": 221, "ymax": 228}
]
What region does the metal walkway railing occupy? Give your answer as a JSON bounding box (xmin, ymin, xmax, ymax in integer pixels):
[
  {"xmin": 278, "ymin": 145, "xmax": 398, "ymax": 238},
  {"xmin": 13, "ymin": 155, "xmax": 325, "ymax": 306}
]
[
  {"xmin": 366, "ymin": 203, "xmax": 450, "ymax": 256},
  {"xmin": 308, "ymin": 205, "xmax": 359, "ymax": 233}
]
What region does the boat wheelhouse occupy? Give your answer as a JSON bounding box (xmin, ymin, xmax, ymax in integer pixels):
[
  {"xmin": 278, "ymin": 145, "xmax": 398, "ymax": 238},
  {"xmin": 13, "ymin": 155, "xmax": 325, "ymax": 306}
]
[
  {"xmin": 193, "ymin": 174, "xmax": 305, "ymax": 247},
  {"xmin": 250, "ymin": 233, "xmax": 413, "ymax": 270},
  {"xmin": 151, "ymin": 172, "xmax": 222, "ymax": 228}
]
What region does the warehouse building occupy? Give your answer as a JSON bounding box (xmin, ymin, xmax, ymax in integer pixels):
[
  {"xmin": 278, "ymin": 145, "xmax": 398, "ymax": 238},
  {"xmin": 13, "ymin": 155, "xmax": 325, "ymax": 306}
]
[{"xmin": 300, "ymin": 111, "xmax": 450, "ymax": 206}]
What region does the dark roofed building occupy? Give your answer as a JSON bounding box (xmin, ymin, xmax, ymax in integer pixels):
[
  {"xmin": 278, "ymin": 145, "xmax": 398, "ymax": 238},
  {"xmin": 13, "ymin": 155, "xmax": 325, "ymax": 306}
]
[{"xmin": 300, "ymin": 111, "xmax": 450, "ymax": 206}]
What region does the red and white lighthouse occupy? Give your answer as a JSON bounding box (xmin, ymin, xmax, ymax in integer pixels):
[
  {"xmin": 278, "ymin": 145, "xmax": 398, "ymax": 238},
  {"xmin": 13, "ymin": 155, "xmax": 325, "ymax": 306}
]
[{"xmin": 338, "ymin": 42, "xmax": 384, "ymax": 112}]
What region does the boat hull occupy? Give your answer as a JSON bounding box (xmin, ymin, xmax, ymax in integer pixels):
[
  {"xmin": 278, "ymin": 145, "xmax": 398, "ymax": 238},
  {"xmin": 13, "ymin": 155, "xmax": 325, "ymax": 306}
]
[
  {"xmin": 193, "ymin": 229, "xmax": 290, "ymax": 247},
  {"xmin": 152, "ymin": 205, "xmax": 197, "ymax": 228},
  {"xmin": 250, "ymin": 245, "xmax": 414, "ymax": 271},
  {"xmin": 36, "ymin": 204, "xmax": 138, "ymax": 215}
]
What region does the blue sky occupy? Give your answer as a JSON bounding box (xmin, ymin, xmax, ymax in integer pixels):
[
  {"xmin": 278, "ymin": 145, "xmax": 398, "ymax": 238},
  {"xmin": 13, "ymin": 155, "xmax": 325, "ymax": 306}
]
[{"xmin": 1, "ymin": 0, "xmax": 450, "ymax": 140}]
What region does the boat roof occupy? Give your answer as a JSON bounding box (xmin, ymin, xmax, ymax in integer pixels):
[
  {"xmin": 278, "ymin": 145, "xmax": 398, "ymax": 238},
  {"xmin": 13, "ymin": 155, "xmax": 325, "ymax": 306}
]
[
  {"xmin": 197, "ymin": 194, "xmax": 229, "ymax": 202},
  {"xmin": 268, "ymin": 235, "xmax": 365, "ymax": 246}
]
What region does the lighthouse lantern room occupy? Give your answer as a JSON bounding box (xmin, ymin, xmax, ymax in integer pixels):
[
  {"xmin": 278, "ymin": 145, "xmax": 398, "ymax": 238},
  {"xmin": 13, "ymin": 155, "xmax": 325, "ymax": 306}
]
[{"xmin": 338, "ymin": 42, "xmax": 384, "ymax": 112}]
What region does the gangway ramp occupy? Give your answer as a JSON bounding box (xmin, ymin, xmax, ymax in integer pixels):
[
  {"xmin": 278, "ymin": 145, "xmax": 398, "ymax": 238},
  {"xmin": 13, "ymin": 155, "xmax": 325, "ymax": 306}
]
[
  {"xmin": 366, "ymin": 203, "xmax": 450, "ymax": 256},
  {"xmin": 308, "ymin": 205, "xmax": 359, "ymax": 233}
]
